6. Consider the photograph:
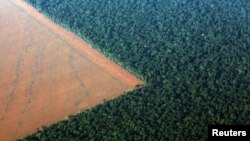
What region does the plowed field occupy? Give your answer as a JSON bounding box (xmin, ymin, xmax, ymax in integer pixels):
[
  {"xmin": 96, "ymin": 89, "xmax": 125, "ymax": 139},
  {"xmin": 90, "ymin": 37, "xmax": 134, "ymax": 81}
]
[{"xmin": 0, "ymin": 0, "xmax": 143, "ymax": 140}]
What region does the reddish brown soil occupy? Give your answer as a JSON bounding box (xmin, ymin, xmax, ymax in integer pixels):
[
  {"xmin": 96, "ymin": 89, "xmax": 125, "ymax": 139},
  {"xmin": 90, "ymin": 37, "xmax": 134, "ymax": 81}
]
[{"xmin": 0, "ymin": 0, "xmax": 144, "ymax": 140}]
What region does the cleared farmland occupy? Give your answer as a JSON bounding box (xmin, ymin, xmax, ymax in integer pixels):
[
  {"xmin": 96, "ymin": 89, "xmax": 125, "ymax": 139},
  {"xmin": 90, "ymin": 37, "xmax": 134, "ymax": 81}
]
[{"xmin": 0, "ymin": 0, "xmax": 143, "ymax": 140}]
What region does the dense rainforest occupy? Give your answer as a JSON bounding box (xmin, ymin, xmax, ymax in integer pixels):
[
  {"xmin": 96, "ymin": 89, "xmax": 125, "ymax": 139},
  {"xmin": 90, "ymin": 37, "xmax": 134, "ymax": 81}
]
[{"xmin": 22, "ymin": 0, "xmax": 249, "ymax": 140}]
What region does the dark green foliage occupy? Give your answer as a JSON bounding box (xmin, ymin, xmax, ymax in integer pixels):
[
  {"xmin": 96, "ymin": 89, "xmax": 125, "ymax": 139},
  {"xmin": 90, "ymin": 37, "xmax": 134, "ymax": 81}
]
[{"xmin": 22, "ymin": 0, "xmax": 250, "ymax": 140}]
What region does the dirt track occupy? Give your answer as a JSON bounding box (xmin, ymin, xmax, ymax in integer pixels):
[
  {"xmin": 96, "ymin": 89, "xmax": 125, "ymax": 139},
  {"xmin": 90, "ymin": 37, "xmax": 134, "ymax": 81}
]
[{"xmin": 0, "ymin": 0, "xmax": 143, "ymax": 140}]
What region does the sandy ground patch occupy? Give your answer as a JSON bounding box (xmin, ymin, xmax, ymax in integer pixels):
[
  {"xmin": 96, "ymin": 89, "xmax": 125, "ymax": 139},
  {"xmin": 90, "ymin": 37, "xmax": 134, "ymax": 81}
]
[{"xmin": 0, "ymin": 0, "xmax": 143, "ymax": 140}]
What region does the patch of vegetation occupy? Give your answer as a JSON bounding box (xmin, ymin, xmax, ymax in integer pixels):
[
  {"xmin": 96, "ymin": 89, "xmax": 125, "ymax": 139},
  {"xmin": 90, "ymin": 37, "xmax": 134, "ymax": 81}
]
[{"xmin": 22, "ymin": 0, "xmax": 249, "ymax": 140}]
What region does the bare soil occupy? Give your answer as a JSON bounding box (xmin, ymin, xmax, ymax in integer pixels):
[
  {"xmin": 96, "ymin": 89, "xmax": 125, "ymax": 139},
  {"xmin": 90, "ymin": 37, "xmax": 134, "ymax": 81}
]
[{"xmin": 0, "ymin": 0, "xmax": 143, "ymax": 140}]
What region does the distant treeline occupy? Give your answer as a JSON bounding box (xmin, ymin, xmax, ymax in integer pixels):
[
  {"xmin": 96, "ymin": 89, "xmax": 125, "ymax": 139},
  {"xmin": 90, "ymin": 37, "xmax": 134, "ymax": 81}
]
[{"xmin": 22, "ymin": 0, "xmax": 249, "ymax": 140}]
